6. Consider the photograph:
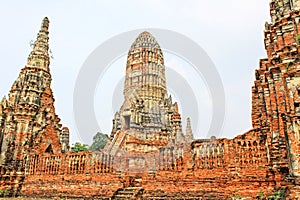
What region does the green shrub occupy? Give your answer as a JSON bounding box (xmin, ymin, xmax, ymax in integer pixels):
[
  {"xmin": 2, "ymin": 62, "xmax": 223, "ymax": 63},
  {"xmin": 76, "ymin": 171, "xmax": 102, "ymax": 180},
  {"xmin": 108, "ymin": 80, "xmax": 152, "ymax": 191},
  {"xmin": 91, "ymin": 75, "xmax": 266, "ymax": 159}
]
[
  {"xmin": 0, "ymin": 190, "xmax": 7, "ymax": 196},
  {"xmin": 233, "ymin": 195, "xmax": 243, "ymax": 199},
  {"xmin": 268, "ymin": 188, "xmax": 285, "ymax": 200},
  {"xmin": 257, "ymin": 191, "xmax": 264, "ymax": 197},
  {"xmin": 297, "ymin": 34, "xmax": 300, "ymax": 44}
]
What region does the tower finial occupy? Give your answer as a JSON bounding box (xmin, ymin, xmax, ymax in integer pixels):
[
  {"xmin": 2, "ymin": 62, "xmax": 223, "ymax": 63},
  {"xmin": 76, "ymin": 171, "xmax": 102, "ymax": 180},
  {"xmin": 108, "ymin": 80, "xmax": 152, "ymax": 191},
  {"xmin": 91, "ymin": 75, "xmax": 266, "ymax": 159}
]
[
  {"xmin": 41, "ymin": 17, "xmax": 49, "ymax": 31},
  {"xmin": 26, "ymin": 17, "xmax": 50, "ymax": 71},
  {"xmin": 124, "ymin": 31, "xmax": 166, "ymax": 99}
]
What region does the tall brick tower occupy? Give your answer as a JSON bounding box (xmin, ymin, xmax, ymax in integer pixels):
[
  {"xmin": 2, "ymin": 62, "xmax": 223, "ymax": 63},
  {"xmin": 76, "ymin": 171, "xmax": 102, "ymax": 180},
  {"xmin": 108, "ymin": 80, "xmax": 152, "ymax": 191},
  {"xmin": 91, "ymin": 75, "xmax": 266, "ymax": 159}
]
[
  {"xmin": 252, "ymin": 0, "xmax": 300, "ymax": 177},
  {"xmin": 106, "ymin": 32, "xmax": 193, "ymax": 157},
  {"xmin": 122, "ymin": 31, "xmax": 168, "ymax": 133},
  {"xmin": 0, "ymin": 17, "xmax": 69, "ymax": 172}
]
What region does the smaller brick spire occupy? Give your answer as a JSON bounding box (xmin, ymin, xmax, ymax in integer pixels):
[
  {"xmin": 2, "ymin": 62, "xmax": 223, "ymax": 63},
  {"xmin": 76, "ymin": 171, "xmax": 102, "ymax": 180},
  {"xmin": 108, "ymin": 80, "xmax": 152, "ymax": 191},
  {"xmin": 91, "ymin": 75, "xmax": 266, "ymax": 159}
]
[
  {"xmin": 185, "ymin": 117, "xmax": 194, "ymax": 142},
  {"xmin": 1, "ymin": 96, "xmax": 8, "ymax": 108}
]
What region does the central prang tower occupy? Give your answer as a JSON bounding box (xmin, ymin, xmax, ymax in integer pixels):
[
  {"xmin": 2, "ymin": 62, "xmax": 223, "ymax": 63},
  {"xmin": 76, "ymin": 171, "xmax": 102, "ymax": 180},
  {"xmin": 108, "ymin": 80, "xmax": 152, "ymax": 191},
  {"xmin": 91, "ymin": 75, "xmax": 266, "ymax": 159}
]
[
  {"xmin": 123, "ymin": 31, "xmax": 167, "ymax": 131},
  {"xmin": 105, "ymin": 32, "xmax": 193, "ymax": 156}
]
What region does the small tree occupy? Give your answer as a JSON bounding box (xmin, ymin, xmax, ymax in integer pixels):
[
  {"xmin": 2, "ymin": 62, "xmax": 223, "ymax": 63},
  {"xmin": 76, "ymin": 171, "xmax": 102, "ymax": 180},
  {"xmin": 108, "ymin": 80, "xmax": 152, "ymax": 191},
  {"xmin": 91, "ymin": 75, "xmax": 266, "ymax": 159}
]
[
  {"xmin": 89, "ymin": 132, "xmax": 109, "ymax": 151},
  {"xmin": 70, "ymin": 142, "xmax": 89, "ymax": 152}
]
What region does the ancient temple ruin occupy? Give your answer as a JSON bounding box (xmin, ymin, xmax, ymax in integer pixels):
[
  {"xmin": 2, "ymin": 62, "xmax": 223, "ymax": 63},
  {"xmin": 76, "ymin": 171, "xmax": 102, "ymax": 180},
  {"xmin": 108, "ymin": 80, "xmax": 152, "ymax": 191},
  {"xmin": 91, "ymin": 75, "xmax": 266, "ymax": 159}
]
[
  {"xmin": 0, "ymin": 0, "xmax": 300, "ymax": 198},
  {"xmin": 104, "ymin": 32, "xmax": 193, "ymax": 172}
]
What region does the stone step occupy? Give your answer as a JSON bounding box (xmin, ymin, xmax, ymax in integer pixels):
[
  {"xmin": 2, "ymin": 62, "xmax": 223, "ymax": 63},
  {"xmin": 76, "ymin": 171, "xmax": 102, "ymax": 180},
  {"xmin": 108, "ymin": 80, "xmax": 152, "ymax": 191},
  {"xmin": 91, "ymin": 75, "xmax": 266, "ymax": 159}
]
[
  {"xmin": 112, "ymin": 195, "xmax": 137, "ymax": 200},
  {"xmin": 112, "ymin": 187, "xmax": 144, "ymax": 200},
  {"xmin": 124, "ymin": 186, "xmax": 143, "ymax": 190},
  {"xmin": 114, "ymin": 194, "xmax": 134, "ymax": 198},
  {"xmin": 145, "ymin": 197, "xmax": 205, "ymax": 200},
  {"xmin": 117, "ymin": 190, "xmax": 135, "ymax": 195}
]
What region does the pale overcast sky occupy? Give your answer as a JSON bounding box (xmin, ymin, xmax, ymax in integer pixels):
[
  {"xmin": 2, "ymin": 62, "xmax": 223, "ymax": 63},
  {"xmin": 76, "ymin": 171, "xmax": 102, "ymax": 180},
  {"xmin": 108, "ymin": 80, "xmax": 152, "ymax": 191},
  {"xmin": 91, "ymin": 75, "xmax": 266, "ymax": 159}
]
[{"xmin": 0, "ymin": 1, "xmax": 271, "ymax": 144}]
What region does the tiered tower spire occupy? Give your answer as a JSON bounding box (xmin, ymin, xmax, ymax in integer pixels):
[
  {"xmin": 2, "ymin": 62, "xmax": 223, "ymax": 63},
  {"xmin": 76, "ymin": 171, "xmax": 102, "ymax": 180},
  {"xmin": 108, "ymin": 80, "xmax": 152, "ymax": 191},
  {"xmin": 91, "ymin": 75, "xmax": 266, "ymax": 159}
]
[
  {"xmin": 116, "ymin": 31, "xmax": 170, "ymax": 132},
  {"xmin": 27, "ymin": 17, "xmax": 50, "ymax": 71},
  {"xmin": 122, "ymin": 31, "xmax": 168, "ymax": 130},
  {"xmin": 0, "ymin": 17, "xmax": 69, "ymax": 168},
  {"xmin": 124, "ymin": 31, "xmax": 167, "ymax": 98}
]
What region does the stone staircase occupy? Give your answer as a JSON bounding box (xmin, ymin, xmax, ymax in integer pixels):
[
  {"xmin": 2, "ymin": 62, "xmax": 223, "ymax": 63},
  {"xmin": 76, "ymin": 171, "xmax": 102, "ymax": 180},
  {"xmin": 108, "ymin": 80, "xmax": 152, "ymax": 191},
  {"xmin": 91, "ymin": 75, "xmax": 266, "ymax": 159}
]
[
  {"xmin": 142, "ymin": 190, "xmax": 226, "ymax": 200},
  {"xmin": 108, "ymin": 130, "xmax": 127, "ymax": 155},
  {"xmin": 111, "ymin": 187, "xmax": 144, "ymax": 200}
]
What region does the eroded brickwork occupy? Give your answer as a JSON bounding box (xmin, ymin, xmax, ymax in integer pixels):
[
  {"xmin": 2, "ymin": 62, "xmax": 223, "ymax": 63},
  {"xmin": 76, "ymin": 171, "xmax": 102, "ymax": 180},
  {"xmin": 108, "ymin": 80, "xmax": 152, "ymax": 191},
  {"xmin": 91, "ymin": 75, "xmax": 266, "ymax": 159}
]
[
  {"xmin": 1, "ymin": 1, "xmax": 300, "ymax": 199},
  {"xmin": 252, "ymin": 5, "xmax": 300, "ymax": 179}
]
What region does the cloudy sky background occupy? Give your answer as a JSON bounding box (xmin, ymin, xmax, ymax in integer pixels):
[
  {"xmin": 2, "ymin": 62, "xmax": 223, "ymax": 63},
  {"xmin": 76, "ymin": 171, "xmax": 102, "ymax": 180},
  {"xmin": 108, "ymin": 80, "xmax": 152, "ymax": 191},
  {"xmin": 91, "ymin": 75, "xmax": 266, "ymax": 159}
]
[{"xmin": 0, "ymin": 1, "xmax": 271, "ymax": 144}]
